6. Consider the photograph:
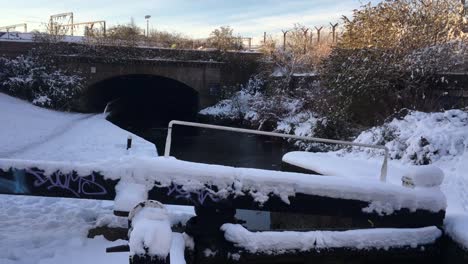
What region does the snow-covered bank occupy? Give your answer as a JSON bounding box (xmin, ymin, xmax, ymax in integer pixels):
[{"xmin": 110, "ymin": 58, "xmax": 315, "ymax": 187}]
[
  {"xmin": 0, "ymin": 193, "xmax": 191, "ymax": 264},
  {"xmin": 0, "ymin": 92, "xmax": 175, "ymax": 264},
  {"xmin": 0, "ymin": 93, "xmax": 157, "ymax": 161},
  {"xmin": 352, "ymin": 110, "xmax": 468, "ymax": 249},
  {"xmin": 283, "ymin": 109, "xmax": 468, "ymax": 249},
  {"xmin": 283, "ymin": 152, "xmax": 412, "ymax": 184},
  {"xmin": 0, "ymin": 195, "xmax": 121, "ymax": 264},
  {"xmin": 199, "ymin": 84, "xmax": 321, "ymax": 145}
]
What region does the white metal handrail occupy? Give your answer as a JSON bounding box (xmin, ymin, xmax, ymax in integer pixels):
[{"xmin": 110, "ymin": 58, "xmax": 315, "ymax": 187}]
[{"xmin": 164, "ymin": 120, "xmax": 390, "ymax": 182}]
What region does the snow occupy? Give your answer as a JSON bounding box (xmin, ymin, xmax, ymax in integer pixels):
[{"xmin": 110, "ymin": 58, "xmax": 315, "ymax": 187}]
[
  {"xmin": 114, "ymin": 182, "xmax": 149, "ymax": 212},
  {"xmin": 0, "ymin": 92, "xmax": 192, "ymax": 264},
  {"xmin": 444, "ymin": 214, "xmax": 468, "ymax": 250},
  {"xmin": 402, "ymin": 166, "xmax": 444, "ymax": 188},
  {"xmin": 353, "ymin": 110, "xmax": 468, "ymax": 165},
  {"xmin": 0, "ymin": 194, "xmax": 193, "ymax": 264},
  {"xmin": 0, "ymin": 194, "xmax": 121, "ymax": 264},
  {"xmin": 283, "ymin": 151, "xmax": 412, "ymax": 184},
  {"xmin": 129, "ymin": 205, "xmax": 172, "ymax": 258},
  {"xmin": 199, "ymin": 82, "xmax": 322, "ymax": 150},
  {"xmin": 0, "ymin": 93, "xmax": 157, "ymax": 161},
  {"xmin": 199, "ymin": 90, "xmax": 259, "ymax": 120},
  {"xmin": 221, "ymin": 224, "xmax": 441, "ymax": 254},
  {"xmin": 0, "ymin": 156, "xmax": 447, "ymax": 215},
  {"xmin": 0, "ymin": 88, "xmax": 465, "ymax": 262},
  {"xmin": 283, "ymin": 109, "xmax": 468, "ymax": 249},
  {"xmin": 351, "ymin": 110, "xmax": 468, "ymax": 249},
  {"xmin": 283, "ymin": 152, "xmax": 444, "ymax": 188}
]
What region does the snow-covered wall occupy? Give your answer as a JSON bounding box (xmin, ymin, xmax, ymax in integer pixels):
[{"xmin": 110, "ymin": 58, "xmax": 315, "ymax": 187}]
[{"xmin": 0, "ymin": 156, "xmax": 446, "ymax": 217}]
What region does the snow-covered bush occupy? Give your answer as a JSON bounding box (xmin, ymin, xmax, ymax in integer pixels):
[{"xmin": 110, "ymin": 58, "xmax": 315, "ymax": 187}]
[
  {"xmin": 200, "ymin": 77, "xmax": 264, "ymax": 121},
  {"xmin": 352, "ymin": 109, "xmax": 468, "ymax": 165},
  {"xmin": 0, "ymin": 55, "xmax": 83, "ymax": 110},
  {"xmin": 319, "ymin": 0, "xmax": 467, "ymax": 127},
  {"xmin": 200, "ymin": 76, "xmax": 325, "ymax": 149}
]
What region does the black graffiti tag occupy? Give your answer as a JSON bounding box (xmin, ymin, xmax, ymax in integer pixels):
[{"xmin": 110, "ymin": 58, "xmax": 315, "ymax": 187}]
[{"xmin": 28, "ymin": 169, "xmax": 107, "ymax": 197}]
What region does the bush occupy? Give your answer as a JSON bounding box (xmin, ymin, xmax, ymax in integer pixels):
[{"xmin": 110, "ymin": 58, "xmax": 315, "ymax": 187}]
[
  {"xmin": 0, "ymin": 56, "xmax": 83, "ymax": 110},
  {"xmin": 318, "ymin": 0, "xmax": 467, "ymax": 127},
  {"xmin": 352, "ymin": 109, "xmax": 468, "ymax": 165}
]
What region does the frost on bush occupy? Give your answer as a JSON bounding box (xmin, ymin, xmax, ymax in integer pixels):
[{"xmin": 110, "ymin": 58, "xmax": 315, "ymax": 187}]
[
  {"xmin": 353, "ymin": 110, "xmax": 468, "ymax": 165},
  {"xmin": 200, "ymin": 77, "xmax": 264, "ymax": 121},
  {"xmin": 0, "ymin": 55, "xmax": 83, "ymax": 111},
  {"xmin": 200, "ymin": 76, "xmax": 324, "ymax": 150}
]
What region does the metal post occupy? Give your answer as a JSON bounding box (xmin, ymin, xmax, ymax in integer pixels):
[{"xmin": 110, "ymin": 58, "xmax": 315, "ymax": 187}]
[
  {"xmin": 127, "ymin": 135, "xmax": 132, "ymax": 150},
  {"xmin": 282, "ymin": 30, "xmax": 288, "ymax": 51},
  {"xmin": 70, "ymin": 13, "xmax": 74, "ymax": 36},
  {"xmin": 145, "ymin": 15, "xmax": 151, "ymax": 38},
  {"xmin": 330, "ymin": 23, "xmax": 338, "ymax": 43},
  {"xmin": 315, "ymin": 26, "xmax": 323, "ymax": 44},
  {"xmin": 302, "ymin": 28, "xmax": 309, "ymax": 54},
  {"xmin": 164, "ymin": 120, "xmax": 390, "ymax": 182}
]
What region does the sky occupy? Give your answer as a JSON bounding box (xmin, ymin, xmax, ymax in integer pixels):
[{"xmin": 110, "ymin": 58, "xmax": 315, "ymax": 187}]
[{"xmin": 0, "ymin": 0, "xmax": 378, "ymax": 43}]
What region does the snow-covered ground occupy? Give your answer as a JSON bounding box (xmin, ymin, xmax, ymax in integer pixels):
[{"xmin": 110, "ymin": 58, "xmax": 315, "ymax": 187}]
[
  {"xmin": 282, "ymin": 110, "xmax": 468, "ymax": 250},
  {"xmin": 0, "ymin": 93, "xmax": 157, "ymax": 161},
  {"xmin": 0, "ymin": 92, "xmax": 190, "ymax": 264},
  {"xmin": 0, "ymin": 194, "xmax": 192, "ymax": 264}
]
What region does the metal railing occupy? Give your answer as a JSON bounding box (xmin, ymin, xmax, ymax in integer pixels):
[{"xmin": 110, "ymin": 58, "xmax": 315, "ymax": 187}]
[{"xmin": 164, "ymin": 120, "xmax": 390, "ymax": 182}]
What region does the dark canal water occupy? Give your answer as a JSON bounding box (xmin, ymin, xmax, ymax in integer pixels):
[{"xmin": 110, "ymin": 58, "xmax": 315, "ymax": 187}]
[
  {"xmin": 136, "ymin": 125, "xmax": 298, "ymax": 231},
  {"xmin": 145, "ymin": 127, "xmax": 294, "ymax": 170}
]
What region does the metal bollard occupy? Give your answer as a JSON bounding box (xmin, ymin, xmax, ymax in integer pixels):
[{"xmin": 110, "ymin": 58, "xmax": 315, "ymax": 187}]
[{"xmin": 127, "ymin": 135, "xmax": 132, "ymax": 150}]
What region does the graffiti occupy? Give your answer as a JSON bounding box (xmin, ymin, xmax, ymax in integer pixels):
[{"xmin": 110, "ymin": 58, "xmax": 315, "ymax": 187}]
[
  {"xmin": 28, "ymin": 169, "xmax": 107, "ymax": 198},
  {"xmin": 167, "ymin": 184, "xmax": 221, "ymax": 205},
  {"xmin": 0, "ymin": 169, "xmax": 30, "ymax": 194}
]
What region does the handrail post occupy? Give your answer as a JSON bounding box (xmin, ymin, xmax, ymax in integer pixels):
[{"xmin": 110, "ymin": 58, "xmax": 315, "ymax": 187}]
[
  {"xmin": 164, "ymin": 121, "xmax": 174, "ymax": 158},
  {"xmin": 380, "ymin": 148, "xmax": 389, "ymax": 182}
]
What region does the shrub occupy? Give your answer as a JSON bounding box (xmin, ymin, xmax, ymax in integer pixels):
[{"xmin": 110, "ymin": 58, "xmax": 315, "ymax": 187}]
[
  {"xmin": 0, "ymin": 56, "xmax": 83, "ymax": 110},
  {"xmin": 318, "ymin": 0, "xmax": 467, "ymax": 127}
]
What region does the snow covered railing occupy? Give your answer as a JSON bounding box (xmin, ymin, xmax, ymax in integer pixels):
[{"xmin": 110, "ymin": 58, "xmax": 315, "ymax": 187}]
[{"xmin": 164, "ymin": 120, "xmax": 390, "ymax": 182}]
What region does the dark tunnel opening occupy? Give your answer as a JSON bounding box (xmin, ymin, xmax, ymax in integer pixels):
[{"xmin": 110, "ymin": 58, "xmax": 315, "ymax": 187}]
[{"xmin": 86, "ymin": 74, "xmax": 199, "ymax": 136}]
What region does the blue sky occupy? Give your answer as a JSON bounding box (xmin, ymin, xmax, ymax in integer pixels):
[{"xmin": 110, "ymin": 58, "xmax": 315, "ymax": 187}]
[{"xmin": 0, "ymin": 0, "xmax": 378, "ymax": 41}]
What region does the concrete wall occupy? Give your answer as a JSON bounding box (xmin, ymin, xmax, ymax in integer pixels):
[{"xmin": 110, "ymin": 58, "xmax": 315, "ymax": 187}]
[{"xmin": 60, "ymin": 59, "xmax": 223, "ymax": 109}]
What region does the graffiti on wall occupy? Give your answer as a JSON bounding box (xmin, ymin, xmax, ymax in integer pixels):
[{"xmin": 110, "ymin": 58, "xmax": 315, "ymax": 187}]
[
  {"xmin": 167, "ymin": 184, "xmax": 221, "ymax": 205},
  {"xmin": 0, "ymin": 167, "xmax": 108, "ymax": 198},
  {"xmin": 29, "ymin": 169, "xmax": 108, "ymax": 197}
]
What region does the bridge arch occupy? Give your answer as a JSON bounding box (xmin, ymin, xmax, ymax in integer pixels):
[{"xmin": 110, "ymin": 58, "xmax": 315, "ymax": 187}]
[{"xmin": 84, "ymin": 74, "xmax": 199, "ymax": 131}]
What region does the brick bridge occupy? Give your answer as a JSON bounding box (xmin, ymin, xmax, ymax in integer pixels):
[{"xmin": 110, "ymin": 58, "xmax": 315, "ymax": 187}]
[{"xmin": 0, "ymin": 41, "xmax": 261, "ymax": 112}]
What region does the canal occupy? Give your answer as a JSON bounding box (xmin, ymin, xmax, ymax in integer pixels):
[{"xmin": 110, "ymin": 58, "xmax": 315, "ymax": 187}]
[{"xmin": 136, "ymin": 125, "xmax": 300, "ymax": 231}]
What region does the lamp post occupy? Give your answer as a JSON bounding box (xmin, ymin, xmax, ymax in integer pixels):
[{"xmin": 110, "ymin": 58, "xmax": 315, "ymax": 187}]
[{"xmin": 145, "ymin": 15, "xmax": 151, "ymax": 37}]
